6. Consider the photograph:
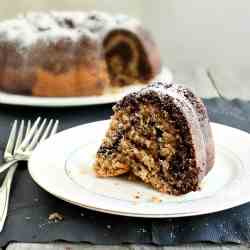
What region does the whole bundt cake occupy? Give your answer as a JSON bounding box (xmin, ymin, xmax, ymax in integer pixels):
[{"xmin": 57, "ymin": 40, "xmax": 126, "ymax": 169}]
[
  {"xmin": 0, "ymin": 11, "xmax": 161, "ymax": 97},
  {"xmin": 94, "ymin": 82, "xmax": 215, "ymax": 195}
]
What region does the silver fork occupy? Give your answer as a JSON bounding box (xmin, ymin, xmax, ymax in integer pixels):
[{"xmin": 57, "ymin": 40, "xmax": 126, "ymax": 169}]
[{"xmin": 0, "ymin": 117, "xmax": 59, "ymax": 232}]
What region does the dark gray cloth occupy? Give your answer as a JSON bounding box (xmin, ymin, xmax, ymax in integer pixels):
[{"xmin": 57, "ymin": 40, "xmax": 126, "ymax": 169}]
[{"xmin": 0, "ymin": 98, "xmax": 250, "ymax": 247}]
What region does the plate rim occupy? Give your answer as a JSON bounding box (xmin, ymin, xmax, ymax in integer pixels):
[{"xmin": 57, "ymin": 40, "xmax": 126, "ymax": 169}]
[
  {"xmin": 0, "ymin": 67, "xmax": 172, "ymax": 107},
  {"xmin": 28, "ymin": 121, "xmax": 250, "ymax": 218}
]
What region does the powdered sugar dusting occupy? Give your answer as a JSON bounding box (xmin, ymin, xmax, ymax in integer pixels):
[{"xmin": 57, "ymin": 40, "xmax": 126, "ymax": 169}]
[
  {"xmin": 139, "ymin": 82, "xmax": 194, "ymax": 105},
  {"xmin": 140, "ymin": 81, "xmax": 175, "ymax": 99},
  {"xmin": 0, "ymin": 11, "xmax": 140, "ymax": 51}
]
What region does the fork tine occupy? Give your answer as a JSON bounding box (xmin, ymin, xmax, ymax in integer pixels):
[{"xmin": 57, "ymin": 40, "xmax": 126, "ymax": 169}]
[
  {"xmin": 25, "ymin": 120, "xmax": 31, "ymax": 139},
  {"xmin": 49, "ymin": 120, "xmax": 59, "ymax": 137},
  {"xmin": 14, "ymin": 120, "xmax": 24, "ymax": 153},
  {"xmin": 39, "ymin": 119, "xmax": 53, "ymax": 143},
  {"xmin": 26, "ymin": 118, "xmax": 47, "ymax": 151},
  {"xmin": 19, "ymin": 117, "xmax": 41, "ymax": 150},
  {"xmin": 4, "ymin": 120, "xmax": 17, "ymax": 159}
]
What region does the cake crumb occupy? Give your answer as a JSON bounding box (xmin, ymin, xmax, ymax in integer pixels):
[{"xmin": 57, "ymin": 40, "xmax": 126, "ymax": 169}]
[
  {"xmin": 133, "ymin": 192, "xmax": 141, "ymax": 199},
  {"xmin": 48, "ymin": 212, "xmax": 64, "ymax": 222},
  {"xmin": 151, "ymin": 196, "xmax": 162, "ymax": 203}
]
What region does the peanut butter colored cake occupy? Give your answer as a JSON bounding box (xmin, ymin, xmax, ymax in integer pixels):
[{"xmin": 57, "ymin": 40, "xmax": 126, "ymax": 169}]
[
  {"xmin": 94, "ymin": 82, "xmax": 215, "ymax": 195},
  {"xmin": 0, "ymin": 11, "xmax": 161, "ymax": 97}
]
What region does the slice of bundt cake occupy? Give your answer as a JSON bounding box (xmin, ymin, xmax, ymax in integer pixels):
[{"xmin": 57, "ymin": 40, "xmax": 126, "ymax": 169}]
[{"xmin": 94, "ymin": 82, "xmax": 215, "ymax": 195}]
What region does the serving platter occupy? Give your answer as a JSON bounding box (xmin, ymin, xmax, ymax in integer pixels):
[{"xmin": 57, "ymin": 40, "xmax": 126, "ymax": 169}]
[
  {"xmin": 28, "ymin": 121, "xmax": 250, "ymax": 218},
  {"xmin": 0, "ymin": 67, "xmax": 172, "ymax": 107}
]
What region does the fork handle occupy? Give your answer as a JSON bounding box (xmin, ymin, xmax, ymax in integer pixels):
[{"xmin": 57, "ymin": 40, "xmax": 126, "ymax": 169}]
[
  {"xmin": 0, "ymin": 165, "xmax": 17, "ymax": 232},
  {"xmin": 0, "ymin": 160, "xmax": 18, "ymax": 174}
]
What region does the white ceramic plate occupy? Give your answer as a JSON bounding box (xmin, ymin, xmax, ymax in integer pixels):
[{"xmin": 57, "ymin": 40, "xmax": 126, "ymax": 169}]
[
  {"xmin": 0, "ymin": 67, "xmax": 172, "ymax": 107},
  {"xmin": 28, "ymin": 121, "xmax": 250, "ymax": 218}
]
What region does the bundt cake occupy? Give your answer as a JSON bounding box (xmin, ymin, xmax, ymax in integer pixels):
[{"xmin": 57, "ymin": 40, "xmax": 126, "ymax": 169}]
[
  {"xmin": 0, "ymin": 11, "xmax": 161, "ymax": 97},
  {"xmin": 94, "ymin": 82, "xmax": 215, "ymax": 195}
]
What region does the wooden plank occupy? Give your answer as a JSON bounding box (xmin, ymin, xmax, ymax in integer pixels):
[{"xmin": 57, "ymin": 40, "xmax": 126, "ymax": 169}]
[
  {"xmin": 130, "ymin": 245, "xmax": 162, "ymax": 250},
  {"xmin": 207, "ymin": 66, "xmax": 250, "ymax": 100},
  {"xmin": 6, "ymin": 243, "xmax": 249, "ymax": 250},
  {"xmin": 6, "ymin": 243, "xmax": 130, "ymax": 250},
  {"xmin": 133, "ymin": 244, "xmax": 247, "ymax": 250},
  {"xmin": 170, "ymin": 65, "xmax": 219, "ymax": 98},
  {"xmin": 162, "ymin": 244, "xmax": 248, "ymax": 250}
]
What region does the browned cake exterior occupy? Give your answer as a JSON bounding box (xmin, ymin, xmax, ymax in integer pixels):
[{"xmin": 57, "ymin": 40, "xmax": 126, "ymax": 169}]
[
  {"xmin": 94, "ymin": 82, "xmax": 215, "ymax": 195},
  {"xmin": 0, "ymin": 12, "xmax": 161, "ymax": 97}
]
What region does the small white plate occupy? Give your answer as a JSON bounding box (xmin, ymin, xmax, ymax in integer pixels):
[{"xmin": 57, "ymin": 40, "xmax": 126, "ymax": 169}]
[
  {"xmin": 0, "ymin": 67, "xmax": 172, "ymax": 107},
  {"xmin": 28, "ymin": 121, "xmax": 250, "ymax": 218}
]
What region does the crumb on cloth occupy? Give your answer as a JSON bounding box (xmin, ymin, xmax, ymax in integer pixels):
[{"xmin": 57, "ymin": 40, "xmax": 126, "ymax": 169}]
[{"xmin": 48, "ymin": 212, "xmax": 64, "ymax": 222}]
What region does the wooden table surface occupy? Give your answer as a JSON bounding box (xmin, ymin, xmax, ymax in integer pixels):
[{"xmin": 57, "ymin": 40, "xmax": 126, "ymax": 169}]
[{"xmin": 2, "ymin": 65, "xmax": 249, "ymax": 250}]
